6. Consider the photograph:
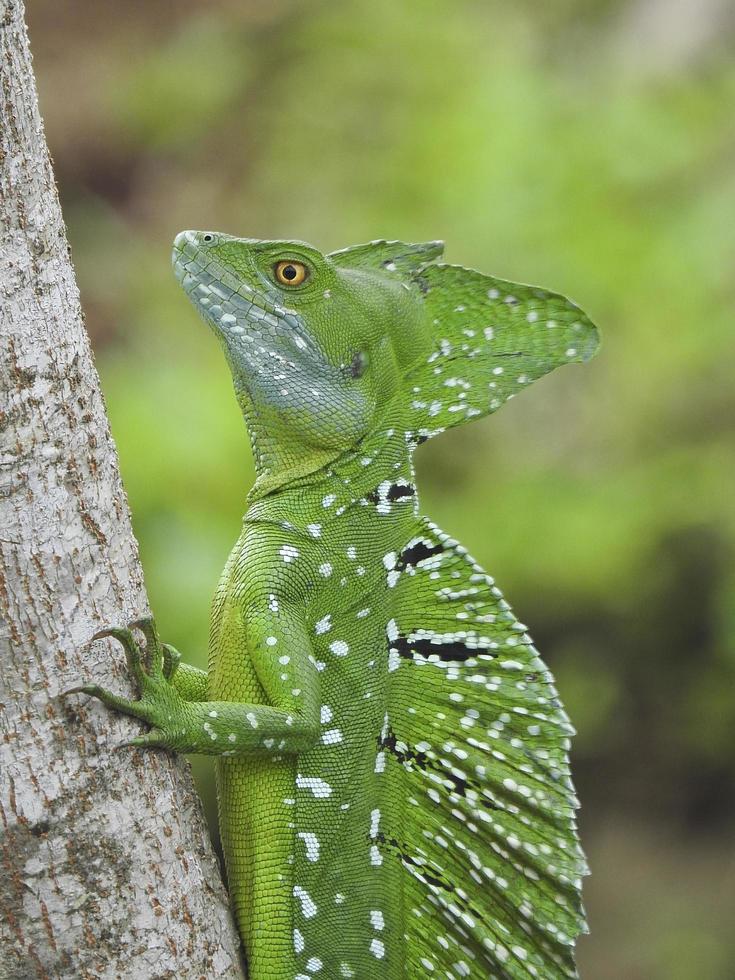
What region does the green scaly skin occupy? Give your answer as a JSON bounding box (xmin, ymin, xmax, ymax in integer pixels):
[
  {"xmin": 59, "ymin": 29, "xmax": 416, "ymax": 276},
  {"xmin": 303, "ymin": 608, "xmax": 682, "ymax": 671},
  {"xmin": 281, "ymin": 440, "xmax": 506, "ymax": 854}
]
[{"xmin": 69, "ymin": 231, "xmax": 599, "ymax": 979}]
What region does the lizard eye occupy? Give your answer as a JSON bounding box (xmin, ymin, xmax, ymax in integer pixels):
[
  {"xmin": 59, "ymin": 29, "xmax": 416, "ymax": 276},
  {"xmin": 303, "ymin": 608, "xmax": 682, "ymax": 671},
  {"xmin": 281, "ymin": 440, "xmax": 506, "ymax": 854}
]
[
  {"xmin": 202, "ymin": 234, "xmax": 214, "ymax": 243},
  {"xmin": 274, "ymin": 261, "xmax": 308, "ymax": 287}
]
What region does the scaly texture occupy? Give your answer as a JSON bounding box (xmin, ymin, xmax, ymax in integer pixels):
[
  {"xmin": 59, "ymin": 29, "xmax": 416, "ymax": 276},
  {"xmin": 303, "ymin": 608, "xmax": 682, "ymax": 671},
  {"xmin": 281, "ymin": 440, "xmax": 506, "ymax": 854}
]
[{"xmin": 74, "ymin": 232, "xmax": 599, "ymax": 978}]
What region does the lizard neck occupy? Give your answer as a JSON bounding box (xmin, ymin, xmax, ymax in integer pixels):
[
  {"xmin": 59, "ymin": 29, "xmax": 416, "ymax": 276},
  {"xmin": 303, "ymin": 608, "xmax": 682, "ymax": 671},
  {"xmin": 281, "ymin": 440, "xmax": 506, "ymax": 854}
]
[
  {"xmin": 238, "ymin": 390, "xmax": 340, "ymax": 502},
  {"xmin": 244, "ymin": 396, "xmax": 414, "ymax": 505},
  {"xmin": 245, "ymin": 412, "xmax": 416, "ymax": 518}
]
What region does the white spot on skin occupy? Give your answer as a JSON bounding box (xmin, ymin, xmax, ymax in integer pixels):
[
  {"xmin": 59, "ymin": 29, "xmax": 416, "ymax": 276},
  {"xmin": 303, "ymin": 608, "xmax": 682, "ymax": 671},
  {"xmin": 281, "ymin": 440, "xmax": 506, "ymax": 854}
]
[
  {"xmin": 293, "ymin": 885, "xmax": 317, "ymax": 918},
  {"xmin": 315, "ymin": 614, "xmax": 332, "ymax": 635},
  {"xmin": 346, "ymin": 545, "xmax": 357, "ymax": 560},
  {"xmin": 268, "ymin": 594, "xmax": 279, "ymax": 612},
  {"xmin": 370, "ymin": 910, "xmax": 385, "ymax": 930},
  {"xmin": 279, "ymin": 545, "xmax": 299, "ymax": 563},
  {"xmin": 246, "ymin": 712, "xmax": 258, "ymax": 728},
  {"xmin": 318, "ymin": 562, "xmax": 333, "ymax": 578},
  {"xmin": 228, "ymin": 733, "xmax": 236, "ymax": 743},
  {"xmin": 320, "ymin": 705, "xmax": 333, "ymax": 723},
  {"xmin": 296, "ymin": 774, "xmax": 333, "ymax": 798},
  {"xmin": 322, "ymin": 494, "xmax": 336, "ymax": 508},
  {"xmin": 307, "ymin": 523, "xmax": 322, "ymax": 538},
  {"xmin": 329, "ymin": 640, "xmax": 349, "ymax": 657},
  {"xmin": 370, "ymin": 844, "xmax": 383, "ymax": 866},
  {"xmin": 278, "ymin": 655, "xmax": 290, "ymax": 665},
  {"xmin": 293, "ymin": 928, "xmax": 305, "ymax": 953},
  {"xmin": 266, "ymin": 636, "xmax": 277, "ymax": 646},
  {"xmin": 321, "ymin": 728, "xmax": 343, "ymax": 745},
  {"xmin": 370, "ymin": 808, "xmax": 381, "ymax": 838},
  {"xmin": 370, "ymin": 938, "xmax": 385, "ymax": 959},
  {"xmin": 306, "ymin": 957, "xmax": 323, "ymax": 973},
  {"xmin": 298, "ymin": 832, "xmax": 320, "ymax": 862}
]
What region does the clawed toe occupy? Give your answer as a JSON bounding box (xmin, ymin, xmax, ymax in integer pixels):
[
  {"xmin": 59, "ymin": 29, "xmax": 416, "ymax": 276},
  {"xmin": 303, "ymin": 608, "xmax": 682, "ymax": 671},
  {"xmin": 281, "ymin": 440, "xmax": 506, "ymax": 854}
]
[
  {"xmin": 129, "ymin": 618, "xmax": 164, "ymax": 674},
  {"xmin": 116, "ymin": 730, "xmax": 166, "ymax": 751},
  {"xmin": 90, "ymin": 625, "xmax": 147, "ymax": 682},
  {"xmin": 129, "ymin": 617, "xmax": 159, "ymax": 646},
  {"xmin": 161, "ymin": 643, "xmax": 181, "ymax": 679},
  {"xmin": 63, "ymin": 682, "xmax": 138, "ymax": 713}
]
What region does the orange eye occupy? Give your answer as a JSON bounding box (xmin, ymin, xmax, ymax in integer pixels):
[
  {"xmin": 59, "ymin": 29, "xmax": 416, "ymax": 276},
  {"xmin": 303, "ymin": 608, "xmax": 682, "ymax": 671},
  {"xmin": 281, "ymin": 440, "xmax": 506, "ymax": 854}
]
[{"xmin": 274, "ymin": 260, "xmax": 308, "ymax": 286}]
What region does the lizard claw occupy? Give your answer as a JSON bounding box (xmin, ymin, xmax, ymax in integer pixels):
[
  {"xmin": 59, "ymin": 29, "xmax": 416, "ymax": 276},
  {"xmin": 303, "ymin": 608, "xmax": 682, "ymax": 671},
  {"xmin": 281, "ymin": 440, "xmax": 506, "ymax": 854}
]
[
  {"xmin": 61, "ymin": 684, "xmax": 92, "ymax": 697},
  {"xmin": 129, "ymin": 617, "xmax": 164, "ymax": 674},
  {"xmin": 90, "ymin": 626, "xmax": 146, "ymax": 684},
  {"xmin": 62, "ymin": 681, "xmax": 149, "ymax": 720},
  {"xmin": 116, "ymin": 730, "xmax": 168, "ymax": 751},
  {"xmin": 161, "ymin": 643, "xmax": 182, "ymax": 680}
]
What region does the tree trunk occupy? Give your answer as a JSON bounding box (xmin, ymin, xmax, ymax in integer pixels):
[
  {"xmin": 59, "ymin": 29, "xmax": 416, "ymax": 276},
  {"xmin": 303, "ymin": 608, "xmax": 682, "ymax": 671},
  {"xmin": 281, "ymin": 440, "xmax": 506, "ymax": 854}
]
[{"xmin": 0, "ymin": 3, "xmax": 244, "ymax": 977}]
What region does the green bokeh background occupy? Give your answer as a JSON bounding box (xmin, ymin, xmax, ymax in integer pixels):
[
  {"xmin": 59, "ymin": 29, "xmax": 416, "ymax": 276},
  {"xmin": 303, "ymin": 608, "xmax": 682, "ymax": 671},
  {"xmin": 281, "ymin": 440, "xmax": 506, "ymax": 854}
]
[{"xmin": 30, "ymin": 1, "xmax": 735, "ymax": 976}]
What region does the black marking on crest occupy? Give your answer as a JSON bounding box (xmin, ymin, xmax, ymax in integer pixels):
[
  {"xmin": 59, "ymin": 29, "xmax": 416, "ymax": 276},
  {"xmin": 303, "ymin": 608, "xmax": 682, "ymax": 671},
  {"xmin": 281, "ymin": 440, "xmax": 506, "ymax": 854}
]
[
  {"xmin": 397, "ymin": 538, "xmax": 443, "ymax": 570},
  {"xmin": 366, "ymin": 480, "xmax": 416, "ymax": 512},
  {"xmin": 377, "ymin": 725, "xmax": 429, "ymax": 770},
  {"xmin": 392, "ymin": 633, "xmax": 483, "ymax": 664},
  {"xmin": 388, "ymin": 483, "xmax": 415, "ymax": 501},
  {"xmin": 375, "ymin": 831, "xmax": 492, "ymax": 934},
  {"xmin": 375, "ymin": 724, "xmax": 495, "ymax": 804}
]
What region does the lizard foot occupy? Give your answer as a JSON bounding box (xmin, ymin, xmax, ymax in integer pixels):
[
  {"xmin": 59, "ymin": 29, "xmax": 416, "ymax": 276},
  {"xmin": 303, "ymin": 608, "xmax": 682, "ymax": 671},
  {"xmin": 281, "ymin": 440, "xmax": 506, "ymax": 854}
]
[{"xmin": 64, "ymin": 617, "xmax": 187, "ymax": 749}]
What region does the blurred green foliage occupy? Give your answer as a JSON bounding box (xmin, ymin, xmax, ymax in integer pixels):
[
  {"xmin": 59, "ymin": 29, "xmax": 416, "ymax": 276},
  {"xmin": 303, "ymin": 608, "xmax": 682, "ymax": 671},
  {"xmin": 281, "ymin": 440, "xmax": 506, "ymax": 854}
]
[{"xmin": 29, "ymin": 0, "xmax": 735, "ymax": 976}]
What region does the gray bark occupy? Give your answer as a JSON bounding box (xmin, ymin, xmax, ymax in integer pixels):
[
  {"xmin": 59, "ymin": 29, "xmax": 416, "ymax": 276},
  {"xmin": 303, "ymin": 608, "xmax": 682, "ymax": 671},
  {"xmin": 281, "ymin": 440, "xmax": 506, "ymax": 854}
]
[{"xmin": 0, "ymin": 3, "xmax": 244, "ymax": 977}]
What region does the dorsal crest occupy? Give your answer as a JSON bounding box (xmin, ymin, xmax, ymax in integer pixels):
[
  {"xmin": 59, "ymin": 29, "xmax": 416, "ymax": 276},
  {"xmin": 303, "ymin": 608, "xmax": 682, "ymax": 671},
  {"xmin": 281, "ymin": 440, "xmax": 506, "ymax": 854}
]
[
  {"xmin": 328, "ymin": 239, "xmax": 444, "ymax": 276},
  {"xmin": 403, "ymin": 261, "xmax": 599, "ymax": 441}
]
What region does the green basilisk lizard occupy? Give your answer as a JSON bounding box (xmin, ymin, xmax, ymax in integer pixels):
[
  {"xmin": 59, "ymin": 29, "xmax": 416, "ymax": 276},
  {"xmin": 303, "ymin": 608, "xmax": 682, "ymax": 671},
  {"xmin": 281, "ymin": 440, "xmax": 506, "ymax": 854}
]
[{"xmin": 69, "ymin": 232, "xmax": 599, "ymax": 978}]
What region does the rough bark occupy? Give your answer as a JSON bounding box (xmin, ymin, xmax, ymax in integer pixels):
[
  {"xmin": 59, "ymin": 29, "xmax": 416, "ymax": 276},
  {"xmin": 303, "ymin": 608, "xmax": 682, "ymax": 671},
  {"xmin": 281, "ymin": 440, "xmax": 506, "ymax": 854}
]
[{"xmin": 0, "ymin": 3, "xmax": 244, "ymax": 977}]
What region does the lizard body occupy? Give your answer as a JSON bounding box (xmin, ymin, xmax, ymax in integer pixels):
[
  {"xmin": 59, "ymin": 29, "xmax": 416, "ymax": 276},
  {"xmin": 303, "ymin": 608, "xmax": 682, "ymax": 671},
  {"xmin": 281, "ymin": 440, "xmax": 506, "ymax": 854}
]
[{"xmin": 72, "ymin": 232, "xmax": 599, "ymax": 978}]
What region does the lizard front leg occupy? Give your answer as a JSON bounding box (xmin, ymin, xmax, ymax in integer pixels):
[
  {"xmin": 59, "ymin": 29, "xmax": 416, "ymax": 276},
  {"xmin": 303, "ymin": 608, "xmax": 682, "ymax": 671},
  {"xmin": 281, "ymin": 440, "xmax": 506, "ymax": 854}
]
[{"xmin": 66, "ymin": 608, "xmax": 320, "ymax": 755}]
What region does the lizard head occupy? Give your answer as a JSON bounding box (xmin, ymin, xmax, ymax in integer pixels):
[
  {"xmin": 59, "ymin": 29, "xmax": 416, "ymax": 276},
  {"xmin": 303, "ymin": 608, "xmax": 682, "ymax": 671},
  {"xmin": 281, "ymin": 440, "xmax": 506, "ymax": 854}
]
[
  {"xmin": 173, "ymin": 230, "xmax": 599, "ymax": 491},
  {"xmin": 172, "ymin": 230, "xmax": 433, "ymax": 487}
]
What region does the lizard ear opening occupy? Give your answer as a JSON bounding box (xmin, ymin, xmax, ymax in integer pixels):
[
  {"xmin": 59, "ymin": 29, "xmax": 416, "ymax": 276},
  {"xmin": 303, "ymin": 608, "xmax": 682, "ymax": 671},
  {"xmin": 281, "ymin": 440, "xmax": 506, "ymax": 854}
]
[
  {"xmin": 404, "ymin": 263, "xmax": 600, "ymax": 443},
  {"xmin": 328, "ymin": 239, "xmax": 444, "ymax": 276}
]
